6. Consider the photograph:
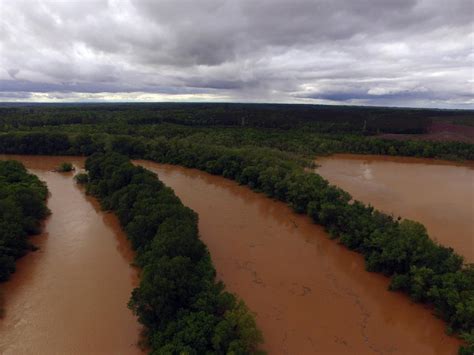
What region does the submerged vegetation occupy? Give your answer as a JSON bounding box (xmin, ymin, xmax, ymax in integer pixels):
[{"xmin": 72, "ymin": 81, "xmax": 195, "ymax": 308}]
[
  {"xmin": 0, "ymin": 160, "xmax": 49, "ymax": 282},
  {"xmin": 0, "ymin": 103, "xmax": 472, "ymax": 352},
  {"xmin": 56, "ymin": 162, "xmax": 73, "ymax": 172},
  {"xmin": 84, "ymin": 152, "xmax": 263, "ymax": 354},
  {"xmin": 74, "ymin": 172, "xmax": 88, "ymax": 184}
]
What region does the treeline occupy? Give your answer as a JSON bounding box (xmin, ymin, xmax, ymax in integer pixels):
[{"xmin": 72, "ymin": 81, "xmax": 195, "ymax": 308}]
[
  {"xmin": 0, "ymin": 126, "xmax": 473, "ymax": 163},
  {"xmin": 2, "ymin": 102, "xmax": 472, "ymax": 133},
  {"xmin": 84, "ymin": 152, "xmax": 263, "ymax": 354},
  {"xmin": 0, "ymin": 132, "xmax": 105, "ymax": 156},
  {"xmin": 139, "ymin": 126, "xmax": 474, "ymax": 161},
  {"xmin": 0, "ymin": 160, "xmax": 49, "ymax": 281}
]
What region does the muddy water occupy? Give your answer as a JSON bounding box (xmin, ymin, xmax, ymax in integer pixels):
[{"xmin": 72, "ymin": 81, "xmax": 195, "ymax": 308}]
[
  {"xmin": 136, "ymin": 160, "xmax": 461, "ymax": 355},
  {"xmin": 315, "ymin": 154, "xmax": 474, "ymax": 263},
  {"xmin": 0, "ymin": 155, "xmax": 142, "ymax": 355}
]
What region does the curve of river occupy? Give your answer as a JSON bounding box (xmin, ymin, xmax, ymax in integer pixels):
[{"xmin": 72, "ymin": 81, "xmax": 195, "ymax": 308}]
[
  {"xmin": 0, "ymin": 155, "xmax": 143, "ymax": 355},
  {"xmin": 315, "ymin": 154, "xmax": 474, "ymax": 263},
  {"xmin": 136, "ymin": 160, "xmax": 461, "ymax": 355},
  {"xmin": 0, "ymin": 155, "xmax": 464, "ymax": 354}
]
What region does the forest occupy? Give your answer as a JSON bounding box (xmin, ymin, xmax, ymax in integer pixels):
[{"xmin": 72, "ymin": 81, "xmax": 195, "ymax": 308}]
[
  {"xmin": 0, "ymin": 160, "xmax": 49, "ymax": 282},
  {"xmin": 0, "ymin": 122, "xmax": 473, "ymax": 161},
  {"xmin": 0, "ymin": 103, "xmax": 473, "ymax": 353},
  {"xmin": 1, "ymin": 102, "xmax": 473, "ymax": 133},
  {"xmin": 83, "ymin": 152, "xmax": 262, "ymax": 354},
  {"xmin": 0, "ymin": 102, "xmax": 473, "ymax": 161}
]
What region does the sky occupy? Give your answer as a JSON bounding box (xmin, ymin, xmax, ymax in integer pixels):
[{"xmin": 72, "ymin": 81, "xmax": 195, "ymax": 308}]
[{"xmin": 0, "ymin": 0, "xmax": 473, "ymax": 108}]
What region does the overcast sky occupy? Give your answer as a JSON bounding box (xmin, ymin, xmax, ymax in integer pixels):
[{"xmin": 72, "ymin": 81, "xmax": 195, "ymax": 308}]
[{"xmin": 0, "ymin": 0, "xmax": 472, "ymax": 108}]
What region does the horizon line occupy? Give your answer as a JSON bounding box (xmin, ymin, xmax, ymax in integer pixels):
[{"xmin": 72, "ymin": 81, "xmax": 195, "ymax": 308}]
[{"xmin": 0, "ymin": 101, "xmax": 473, "ymax": 112}]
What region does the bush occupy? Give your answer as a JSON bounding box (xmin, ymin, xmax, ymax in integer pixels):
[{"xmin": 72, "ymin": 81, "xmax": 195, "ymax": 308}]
[
  {"xmin": 57, "ymin": 162, "xmax": 73, "ymax": 172},
  {"xmin": 74, "ymin": 173, "xmax": 88, "ymax": 184}
]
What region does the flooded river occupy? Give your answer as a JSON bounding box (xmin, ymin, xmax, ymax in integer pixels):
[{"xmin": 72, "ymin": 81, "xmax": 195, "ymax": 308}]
[
  {"xmin": 0, "ymin": 154, "xmax": 464, "ymax": 354},
  {"xmin": 0, "ymin": 155, "xmax": 142, "ymax": 355},
  {"xmin": 315, "ymin": 154, "xmax": 474, "ymax": 263},
  {"xmin": 137, "ymin": 160, "xmax": 461, "ymax": 354}
]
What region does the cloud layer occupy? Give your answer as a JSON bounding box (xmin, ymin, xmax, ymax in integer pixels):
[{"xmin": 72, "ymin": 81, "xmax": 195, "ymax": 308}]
[{"xmin": 0, "ymin": 0, "xmax": 472, "ymax": 107}]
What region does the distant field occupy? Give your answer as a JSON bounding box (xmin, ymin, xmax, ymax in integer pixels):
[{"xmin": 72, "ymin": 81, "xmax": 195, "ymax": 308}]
[{"xmin": 379, "ymin": 121, "xmax": 474, "ymax": 143}]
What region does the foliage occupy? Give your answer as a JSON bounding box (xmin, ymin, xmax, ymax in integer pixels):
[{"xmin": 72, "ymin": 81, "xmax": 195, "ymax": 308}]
[
  {"xmin": 57, "ymin": 162, "xmax": 73, "ymax": 172},
  {"xmin": 84, "ymin": 152, "xmax": 263, "ymax": 354},
  {"xmin": 74, "ymin": 173, "xmax": 88, "ymax": 184},
  {"xmin": 1, "ymin": 121, "xmax": 473, "ymax": 162},
  {"xmin": 0, "ymin": 160, "xmax": 49, "ymax": 281},
  {"xmin": 459, "ymin": 330, "xmax": 474, "ymax": 355}
]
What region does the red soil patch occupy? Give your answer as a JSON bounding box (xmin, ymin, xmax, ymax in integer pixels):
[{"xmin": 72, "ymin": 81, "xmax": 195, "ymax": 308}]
[{"xmin": 379, "ymin": 121, "xmax": 474, "ymax": 143}]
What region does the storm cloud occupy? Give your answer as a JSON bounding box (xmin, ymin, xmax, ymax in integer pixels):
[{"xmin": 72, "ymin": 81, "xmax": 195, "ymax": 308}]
[{"xmin": 0, "ymin": 0, "xmax": 472, "ymax": 107}]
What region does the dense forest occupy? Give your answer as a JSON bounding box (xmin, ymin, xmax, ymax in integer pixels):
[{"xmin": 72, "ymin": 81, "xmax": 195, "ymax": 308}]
[
  {"xmin": 0, "ymin": 160, "xmax": 49, "ymax": 282},
  {"xmin": 0, "ymin": 103, "xmax": 472, "ymax": 161},
  {"xmin": 0, "ymin": 103, "xmax": 473, "ymax": 353},
  {"xmin": 83, "ymin": 152, "xmax": 262, "ymax": 354},
  {"xmin": 0, "ymin": 125, "xmax": 472, "ymax": 162},
  {"xmin": 0, "ymin": 102, "xmax": 473, "ymax": 133}
]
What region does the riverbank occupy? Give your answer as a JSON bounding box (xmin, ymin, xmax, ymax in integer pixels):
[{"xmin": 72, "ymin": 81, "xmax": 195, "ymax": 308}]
[
  {"xmin": 0, "ymin": 155, "xmax": 143, "ymax": 355},
  {"xmin": 137, "ymin": 159, "xmax": 462, "ymax": 354},
  {"xmin": 315, "ymin": 154, "xmax": 474, "ymax": 262}
]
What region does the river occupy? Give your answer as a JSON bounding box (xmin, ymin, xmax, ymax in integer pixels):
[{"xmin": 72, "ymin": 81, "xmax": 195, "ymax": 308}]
[
  {"xmin": 137, "ymin": 160, "xmax": 461, "ymax": 354},
  {"xmin": 0, "ymin": 155, "xmax": 463, "ymax": 354},
  {"xmin": 315, "ymin": 154, "xmax": 474, "ymax": 263},
  {"xmin": 0, "ymin": 155, "xmax": 143, "ymax": 355}
]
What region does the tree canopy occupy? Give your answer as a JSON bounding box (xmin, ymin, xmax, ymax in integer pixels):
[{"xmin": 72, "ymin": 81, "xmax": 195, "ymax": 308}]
[{"xmin": 0, "ymin": 160, "xmax": 49, "ymax": 282}]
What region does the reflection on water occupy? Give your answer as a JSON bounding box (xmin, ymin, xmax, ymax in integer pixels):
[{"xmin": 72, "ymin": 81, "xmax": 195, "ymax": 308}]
[
  {"xmin": 136, "ymin": 160, "xmax": 461, "ymax": 355},
  {"xmin": 316, "ymin": 154, "xmax": 474, "ymax": 263},
  {"xmin": 0, "ymin": 155, "xmax": 143, "ymax": 355}
]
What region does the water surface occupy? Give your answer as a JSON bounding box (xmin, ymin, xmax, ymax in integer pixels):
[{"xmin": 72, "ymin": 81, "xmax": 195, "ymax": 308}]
[
  {"xmin": 137, "ymin": 160, "xmax": 461, "ymax": 355},
  {"xmin": 0, "ymin": 155, "xmax": 142, "ymax": 355},
  {"xmin": 315, "ymin": 154, "xmax": 474, "ymax": 262}
]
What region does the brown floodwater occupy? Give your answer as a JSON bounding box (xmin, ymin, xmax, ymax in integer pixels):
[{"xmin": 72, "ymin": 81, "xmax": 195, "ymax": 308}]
[
  {"xmin": 0, "ymin": 155, "xmax": 143, "ymax": 355},
  {"xmin": 136, "ymin": 160, "xmax": 462, "ymax": 355},
  {"xmin": 315, "ymin": 154, "xmax": 474, "ymax": 263}
]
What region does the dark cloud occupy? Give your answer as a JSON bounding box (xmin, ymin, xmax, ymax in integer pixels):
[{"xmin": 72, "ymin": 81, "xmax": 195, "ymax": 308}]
[
  {"xmin": 0, "ymin": 79, "xmax": 209, "ymax": 95},
  {"xmin": 304, "ymin": 89, "xmax": 446, "ymax": 102},
  {"xmin": 0, "ymin": 91, "xmax": 32, "ymax": 99},
  {"xmin": 0, "ymin": 0, "xmax": 472, "ymax": 107}
]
